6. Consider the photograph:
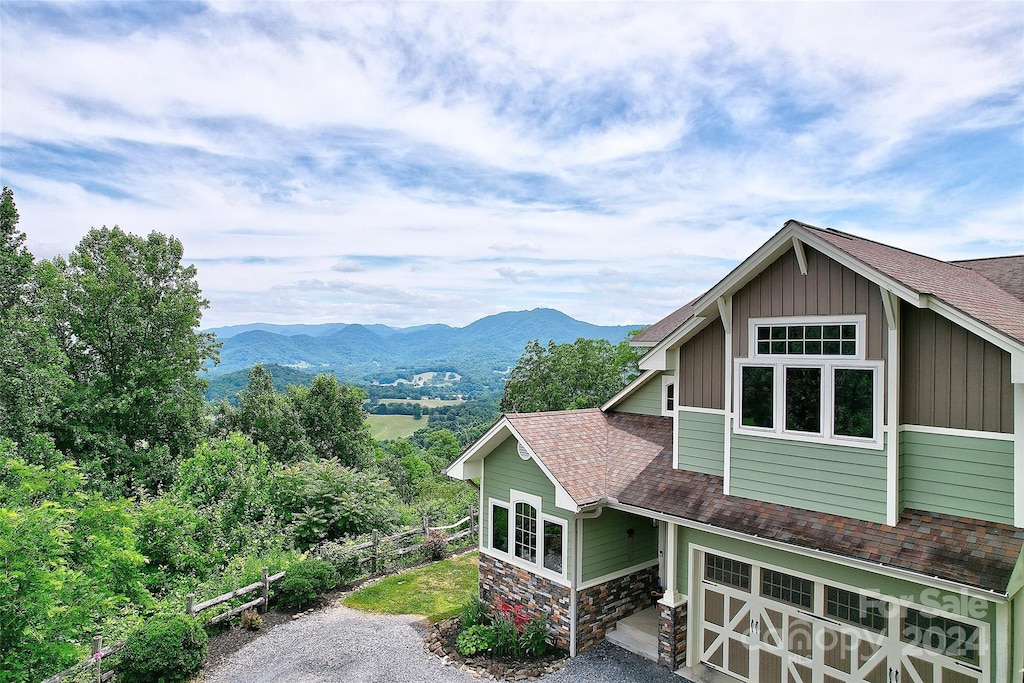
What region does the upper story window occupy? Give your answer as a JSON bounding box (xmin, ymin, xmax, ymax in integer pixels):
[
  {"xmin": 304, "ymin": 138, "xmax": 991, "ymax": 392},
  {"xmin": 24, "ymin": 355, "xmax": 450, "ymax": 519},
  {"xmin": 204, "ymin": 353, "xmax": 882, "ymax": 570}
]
[{"xmin": 736, "ymin": 316, "xmax": 882, "ymax": 448}]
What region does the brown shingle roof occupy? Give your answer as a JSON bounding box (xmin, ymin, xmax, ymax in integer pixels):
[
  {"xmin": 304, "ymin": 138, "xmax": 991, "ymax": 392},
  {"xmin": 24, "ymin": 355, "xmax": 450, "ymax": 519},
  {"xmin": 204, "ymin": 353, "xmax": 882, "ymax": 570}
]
[
  {"xmin": 634, "ymin": 222, "xmax": 1024, "ymax": 347},
  {"xmin": 805, "ymin": 225, "xmax": 1024, "ymax": 346},
  {"xmin": 951, "ymin": 255, "xmax": 1024, "ymax": 302},
  {"xmin": 508, "ymin": 409, "xmax": 1024, "ymax": 594}
]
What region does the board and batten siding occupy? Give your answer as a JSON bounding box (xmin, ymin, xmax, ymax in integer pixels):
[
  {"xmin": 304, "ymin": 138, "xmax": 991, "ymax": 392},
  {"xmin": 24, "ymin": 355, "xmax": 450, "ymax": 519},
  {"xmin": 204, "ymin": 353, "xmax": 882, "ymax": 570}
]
[
  {"xmin": 678, "ymin": 321, "xmax": 725, "ymax": 410},
  {"xmin": 615, "ymin": 372, "xmax": 665, "ymax": 416},
  {"xmin": 677, "ymin": 409, "xmax": 725, "ymax": 476},
  {"xmin": 899, "ymin": 429, "xmax": 1014, "ymax": 524},
  {"xmin": 731, "ymin": 245, "xmax": 886, "ymax": 362},
  {"xmin": 481, "ymin": 437, "xmax": 574, "ymax": 576},
  {"xmin": 900, "ymin": 306, "xmax": 1013, "ymax": 434},
  {"xmin": 580, "ymin": 509, "xmax": 658, "ymax": 584},
  {"xmin": 729, "ymin": 433, "xmax": 888, "ymax": 524}
]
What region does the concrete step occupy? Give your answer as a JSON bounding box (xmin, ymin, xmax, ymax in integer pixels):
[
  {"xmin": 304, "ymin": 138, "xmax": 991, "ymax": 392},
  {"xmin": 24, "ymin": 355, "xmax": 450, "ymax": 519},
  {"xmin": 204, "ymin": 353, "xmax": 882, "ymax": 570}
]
[{"xmin": 605, "ymin": 624, "xmax": 658, "ymax": 662}]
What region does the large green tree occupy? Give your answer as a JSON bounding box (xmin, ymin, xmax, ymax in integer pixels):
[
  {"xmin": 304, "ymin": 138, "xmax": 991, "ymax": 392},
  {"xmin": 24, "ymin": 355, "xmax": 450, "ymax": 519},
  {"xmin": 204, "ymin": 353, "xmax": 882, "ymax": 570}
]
[
  {"xmin": 288, "ymin": 374, "xmax": 373, "ymax": 467},
  {"xmin": 217, "ymin": 365, "xmax": 312, "ymax": 464},
  {"xmin": 43, "ymin": 226, "xmax": 219, "ymax": 492},
  {"xmin": 499, "ymin": 337, "xmax": 643, "ymax": 413},
  {"xmin": 0, "ymin": 188, "xmax": 68, "ymax": 449}
]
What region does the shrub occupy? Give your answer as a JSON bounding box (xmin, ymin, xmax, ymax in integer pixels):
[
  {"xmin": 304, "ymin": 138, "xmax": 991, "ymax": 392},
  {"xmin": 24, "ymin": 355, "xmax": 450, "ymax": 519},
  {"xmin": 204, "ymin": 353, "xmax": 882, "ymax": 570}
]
[
  {"xmin": 422, "ymin": 528, "xmax": 449, "ymax": 561},
  {"xmin": 118, "ymin": 613, "xmax": 208, "ymax": 683},
  {"xmin": 520, "ymin": 613, "xmax": 550, "ymax": 657},
  {"xmin": 312, "ymin": 539, "xmax": 364, "ymax": 583},
  {"xmin": 456, "ymin": 624, "xmax": 495, "ymax": 656},
  {"xmin": 460, "ymin": 596, "xmax": 489, "ymax": 629},
  {"xmin": 239, "ymin": 608, "xmax": 263, "ymax": 631},
  {"xmin": 275, "ymin": 558, "xmax": 339, "ymax": 610}
]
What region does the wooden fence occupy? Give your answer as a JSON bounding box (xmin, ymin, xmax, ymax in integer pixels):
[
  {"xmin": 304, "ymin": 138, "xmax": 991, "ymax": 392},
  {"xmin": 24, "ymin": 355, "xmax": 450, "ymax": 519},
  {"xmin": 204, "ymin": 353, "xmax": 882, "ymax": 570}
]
[{"xmin": 40, "ymin": 508, "xmax": 477, "ymax": 683}]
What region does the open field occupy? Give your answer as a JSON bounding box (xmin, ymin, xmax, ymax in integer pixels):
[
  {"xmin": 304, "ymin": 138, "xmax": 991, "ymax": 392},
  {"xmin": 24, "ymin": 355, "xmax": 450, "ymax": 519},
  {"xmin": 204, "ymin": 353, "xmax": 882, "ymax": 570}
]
[
  {"xmin": 378, "ymin": 398, "xmax": 465, "ymax": 408},
  {"xmin": 368, "ymin": 414, "xmax": 424, "ymax": 440}
]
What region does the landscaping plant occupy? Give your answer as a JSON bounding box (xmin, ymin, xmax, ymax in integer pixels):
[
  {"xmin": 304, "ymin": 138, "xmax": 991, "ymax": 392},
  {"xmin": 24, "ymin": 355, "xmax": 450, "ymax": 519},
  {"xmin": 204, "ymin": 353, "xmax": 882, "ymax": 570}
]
[
  {"xmin": 456, "ymin": 624, "xmax": 496, "ymax": 656},
  {"xmin": 117, "ymin": 613, "xmax": 208, "ymax": 683},
  {"xmin": 422, "ymin": 528, "xmax": 449, "ymax": 560},
  {"xmin": 275, "ymin": 558, "xmax": 339, "ymax": 610}
]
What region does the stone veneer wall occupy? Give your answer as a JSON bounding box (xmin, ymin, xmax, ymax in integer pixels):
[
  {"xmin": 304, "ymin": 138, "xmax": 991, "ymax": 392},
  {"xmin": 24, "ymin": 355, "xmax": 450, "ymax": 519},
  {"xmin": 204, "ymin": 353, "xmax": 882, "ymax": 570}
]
[
  {"xmin": 477, "ymin": 552, "xmax": 572, "ymax": 650},
  {"xmin": 575, "ymin": 564, "xmax": 659, "ymax": 653},
  {"xmin": 657, "ymin": 601, "xmax": 687, "ymax": 670}
]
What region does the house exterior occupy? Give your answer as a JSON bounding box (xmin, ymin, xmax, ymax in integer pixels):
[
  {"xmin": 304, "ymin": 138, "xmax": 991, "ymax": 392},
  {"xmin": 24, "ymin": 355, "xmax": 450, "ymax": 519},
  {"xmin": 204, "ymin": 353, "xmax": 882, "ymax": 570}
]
[{"xmin": 447, "ymin": 221, "xmax": 1024, "ymax": 683}]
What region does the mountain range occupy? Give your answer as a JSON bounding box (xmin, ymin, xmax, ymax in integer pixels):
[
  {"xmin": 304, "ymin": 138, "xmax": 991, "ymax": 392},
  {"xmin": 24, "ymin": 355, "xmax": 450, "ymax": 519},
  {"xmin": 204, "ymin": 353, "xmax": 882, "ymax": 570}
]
[{"xmin": 203, "ymin": 308, "xmax": 644, "ymax": 398}]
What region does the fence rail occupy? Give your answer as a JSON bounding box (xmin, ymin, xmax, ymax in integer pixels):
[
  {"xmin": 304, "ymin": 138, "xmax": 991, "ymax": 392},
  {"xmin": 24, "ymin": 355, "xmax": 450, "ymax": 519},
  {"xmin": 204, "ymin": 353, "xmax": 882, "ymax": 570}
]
[{"xmin": 40, "ymin": 508, "xmax": 477, "ymax": 683}]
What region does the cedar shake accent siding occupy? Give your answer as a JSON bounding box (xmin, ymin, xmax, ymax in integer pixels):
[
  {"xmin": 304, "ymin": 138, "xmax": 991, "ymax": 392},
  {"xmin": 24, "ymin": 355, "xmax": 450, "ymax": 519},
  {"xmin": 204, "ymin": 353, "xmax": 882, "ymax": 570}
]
[
  {"xmin": 732, "ymin": 245, "xmax": 886, "ymax": 362},
  {"xmin": 900, "ymin": 305, "xmax": 1013, "ymax": 433},
  {"xmin": 678, "ymin": 321, "xmax": 725, "ymax": 410}
]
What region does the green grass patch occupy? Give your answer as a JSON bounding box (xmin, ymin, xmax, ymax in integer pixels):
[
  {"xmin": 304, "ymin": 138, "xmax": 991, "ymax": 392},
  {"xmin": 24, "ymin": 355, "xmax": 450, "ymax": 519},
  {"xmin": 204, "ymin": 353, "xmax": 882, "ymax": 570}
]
[
  {"xmin": 342, "ymin": 552, "xmax": 478, "ymax": 622},
  {"xmin": 368, "ymin": 414, "xmax": 424, "ymax": 440}
]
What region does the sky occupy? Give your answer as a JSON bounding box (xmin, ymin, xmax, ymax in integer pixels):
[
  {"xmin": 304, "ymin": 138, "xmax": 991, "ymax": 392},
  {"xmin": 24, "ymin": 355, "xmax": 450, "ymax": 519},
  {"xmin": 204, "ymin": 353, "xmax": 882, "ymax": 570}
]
[{"xmin": 1, "ymin": 2, "xmax": 1022, "ymax": 330}]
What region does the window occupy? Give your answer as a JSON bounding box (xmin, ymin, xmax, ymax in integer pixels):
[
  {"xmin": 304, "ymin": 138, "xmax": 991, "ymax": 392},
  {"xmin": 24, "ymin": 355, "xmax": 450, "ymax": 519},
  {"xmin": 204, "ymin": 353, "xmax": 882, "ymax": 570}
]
[
  {"xmin": 826, "ymin": 586, "xmax": 888, "ymax": 633},
  {"xmin": 662, "ymin": 376, "xmax": 675, "ymax": 415},
  {"xmin": 489, "ymin": 492, "xmax": 566, "ymax": 578},
  {"xmin": 514, "ymin": 502, "xmax": 537, "ymax": 563},
  {"xmin": 761, "ymin": 568, "xmax": 813, "ymax": 609},
  {"xmin": 490, "ymin": 503, "xmax": 508, "ymax": 553},
  {"xmin": 737, "ymin": 317, "xmax": 882, "ymax": 446},
  {"xmin": 705, "ymin": 553, "xmax": 751, "ymax": 591},
  {"xmin": 543, "ymin": 520, "xmax": 564, "ymax": 573},
  {"xmin": 901, "ymin": 608, "xmax": 979, "ymax": 664}
]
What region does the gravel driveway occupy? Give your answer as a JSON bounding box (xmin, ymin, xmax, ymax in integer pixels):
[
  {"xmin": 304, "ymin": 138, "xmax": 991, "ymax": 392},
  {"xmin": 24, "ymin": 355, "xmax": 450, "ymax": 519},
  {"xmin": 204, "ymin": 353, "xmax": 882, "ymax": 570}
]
[{"xmin": 202, "ymin": 604, "xmax": 689, "ymax": 683}]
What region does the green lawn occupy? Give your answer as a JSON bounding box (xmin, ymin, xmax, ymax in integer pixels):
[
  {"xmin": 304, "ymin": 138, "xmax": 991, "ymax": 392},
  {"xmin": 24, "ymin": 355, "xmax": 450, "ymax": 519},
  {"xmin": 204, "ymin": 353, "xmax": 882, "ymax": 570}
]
[
  {"xmin": 342, "ymin": 552, "xmax": 479, "ymax": 622},
  {"xmin": 367, "ymin": 414, "xmax": 424, "ymax": 440}
]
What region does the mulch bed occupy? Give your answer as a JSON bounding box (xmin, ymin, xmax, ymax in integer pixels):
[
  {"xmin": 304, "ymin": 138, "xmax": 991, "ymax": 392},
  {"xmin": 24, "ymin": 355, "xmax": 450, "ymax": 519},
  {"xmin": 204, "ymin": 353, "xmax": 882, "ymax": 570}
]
[{"xmin": 423, "ymin": 615, "xmax": 568, "ymax": 681}]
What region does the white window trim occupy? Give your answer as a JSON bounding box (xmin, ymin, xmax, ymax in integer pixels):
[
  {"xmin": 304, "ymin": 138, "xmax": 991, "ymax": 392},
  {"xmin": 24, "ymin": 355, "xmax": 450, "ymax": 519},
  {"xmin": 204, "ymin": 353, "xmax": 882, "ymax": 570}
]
[
  {"xmin": 749, "ymin": 314, "xmax": 866, "ymax": 360},
  {"xmin": 736, "ymin": 315, "xmax": 883, "ymax": 449},
  {"xmin": 486, "ymin": 490, "xmax": 568, "ymax": 582},
  {"xmin": 662, "ymin": 375, "xmax": 676, "ymax": 416}
]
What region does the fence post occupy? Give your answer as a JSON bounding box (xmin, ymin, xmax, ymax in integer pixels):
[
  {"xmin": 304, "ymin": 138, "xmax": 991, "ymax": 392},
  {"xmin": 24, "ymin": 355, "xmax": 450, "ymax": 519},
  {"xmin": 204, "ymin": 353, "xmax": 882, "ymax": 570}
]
[
  {"xmin": 371, "ymin": 529, "xmax": 380, "ymax": 574},
  {"xmin": 468, "ymin": 504, "xmax": 475, "ymax": 535},
  {"xmin": 261, "ymin": 567, "xmax": 269, "ymax": 613},
  {"xmin": 186, "ymin": 593, "xmax": 195, "ymax": 617},
  {"xmin": 422, "ymin": 514, "xmax": 429, "ymax": 535},
  {"xmin": 92, "ymin": 635, "xmax": 102, "ymax": 683}
]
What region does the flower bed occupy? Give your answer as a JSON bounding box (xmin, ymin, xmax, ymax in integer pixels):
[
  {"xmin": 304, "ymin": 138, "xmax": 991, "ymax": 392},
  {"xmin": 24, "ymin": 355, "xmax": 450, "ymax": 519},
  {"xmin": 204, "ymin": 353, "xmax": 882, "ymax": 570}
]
[{"xmin": 424, "ymin": 615, "xmax": 568, "ymax": 681}]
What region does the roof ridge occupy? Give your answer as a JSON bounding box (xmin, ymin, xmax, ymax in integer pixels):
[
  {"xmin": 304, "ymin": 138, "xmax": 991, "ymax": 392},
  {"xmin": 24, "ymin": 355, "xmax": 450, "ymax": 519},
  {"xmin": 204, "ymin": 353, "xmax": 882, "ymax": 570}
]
[
  {"xmin": 950, "ymin": 254, "xmax": 1024, "ymax": 264},
  {"xmin": 802, "ymin": 224, "xmax": 958, "ymax": 270}
]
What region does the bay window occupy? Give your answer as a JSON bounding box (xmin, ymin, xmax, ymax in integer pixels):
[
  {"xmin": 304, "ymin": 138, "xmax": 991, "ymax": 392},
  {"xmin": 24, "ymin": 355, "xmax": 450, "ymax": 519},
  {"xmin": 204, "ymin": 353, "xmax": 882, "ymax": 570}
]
[{"xmin": 737, "ymin": 317, "xmax": 882, "ymax": 447}]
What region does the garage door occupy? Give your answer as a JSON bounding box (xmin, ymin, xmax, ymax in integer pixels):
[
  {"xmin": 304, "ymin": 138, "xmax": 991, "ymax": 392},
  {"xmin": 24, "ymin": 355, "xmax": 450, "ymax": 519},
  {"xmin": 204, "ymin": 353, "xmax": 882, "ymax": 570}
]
[{"xmin": 698, "ymin": 552, "xmax": 987, "ymax": 683}]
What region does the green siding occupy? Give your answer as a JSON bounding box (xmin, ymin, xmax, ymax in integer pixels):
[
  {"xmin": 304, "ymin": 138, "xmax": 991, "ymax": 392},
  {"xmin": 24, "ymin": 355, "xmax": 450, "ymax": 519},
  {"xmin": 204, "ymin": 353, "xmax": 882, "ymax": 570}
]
[
  {"xmin": 615, "ymin": 374, "xmax": 664, "ymax": 416},
  {"xmin": 580, "ymin": 509, "xmax": 658, "ymax": 583},
  {"xmin": 481, "ymin": 437, "xmax": 574, "ymax": 576},
  {"xmin": 899, "ymin": 428, "xmax": 1014, "ymax": 524},
  {"xmin": 677, "ymin": 409, "xmax": 725, "ymax": 475},
  {"xmin": 730, "ymin": 433, "xmax": 888, "ymax": 524},
  {"xmin": 675, "ymin": 527, "xmax": 1003, "ymax": 683}
]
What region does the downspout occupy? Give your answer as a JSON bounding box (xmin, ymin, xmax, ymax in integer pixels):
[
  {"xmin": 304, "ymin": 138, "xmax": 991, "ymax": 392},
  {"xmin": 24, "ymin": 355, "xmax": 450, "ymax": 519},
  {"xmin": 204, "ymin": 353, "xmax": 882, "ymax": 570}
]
[{"xmin": 571, "ymin": 500, "xmax": 611, "ymax": 656}]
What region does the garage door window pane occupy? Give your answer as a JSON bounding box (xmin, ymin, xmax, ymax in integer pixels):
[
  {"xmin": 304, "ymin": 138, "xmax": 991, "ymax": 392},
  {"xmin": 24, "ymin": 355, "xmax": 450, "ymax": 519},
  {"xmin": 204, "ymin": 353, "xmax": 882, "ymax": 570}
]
[
  {"xmin": 761, "ymin": 569, "xmax": 813, "ymax": 609},
  {"xmin": 705, "ymin": 554, "xmax": 751, "ymax": 591},
  {"xmin": 902, "ymin": 608, "xmax": 979, "ymax": 665},
  {"xmin": 826, "ymin": 586, "xmax": 887, "ymax": 633}
]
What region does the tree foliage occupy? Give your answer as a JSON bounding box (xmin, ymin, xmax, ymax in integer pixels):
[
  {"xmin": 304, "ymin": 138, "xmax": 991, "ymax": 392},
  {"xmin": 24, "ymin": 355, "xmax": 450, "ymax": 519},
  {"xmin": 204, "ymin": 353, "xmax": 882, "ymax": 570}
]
[
  {"xmin": 43, "ymin": 226, "xmax": 220, "ymax": 493},
  {"xmin": 0, "ymin": 188, "xmax": 68, "ymax": 449},
  {"xmin": 499, "ymin": 337, "xmax": 643, "ymax": 413}
]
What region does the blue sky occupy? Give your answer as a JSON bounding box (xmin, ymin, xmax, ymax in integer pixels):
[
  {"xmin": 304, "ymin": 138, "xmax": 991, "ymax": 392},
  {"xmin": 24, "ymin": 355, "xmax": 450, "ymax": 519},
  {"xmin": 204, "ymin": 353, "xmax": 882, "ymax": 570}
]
[{"xmin": 1, "ymin": 1, "xmax": 1021, "ymax": 329}]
